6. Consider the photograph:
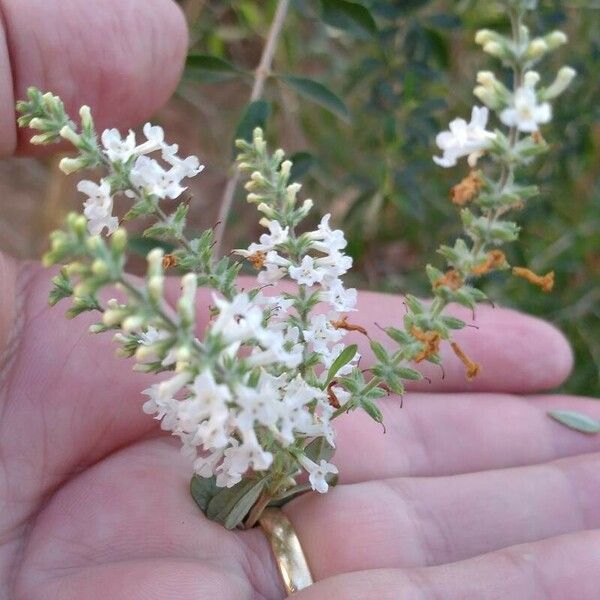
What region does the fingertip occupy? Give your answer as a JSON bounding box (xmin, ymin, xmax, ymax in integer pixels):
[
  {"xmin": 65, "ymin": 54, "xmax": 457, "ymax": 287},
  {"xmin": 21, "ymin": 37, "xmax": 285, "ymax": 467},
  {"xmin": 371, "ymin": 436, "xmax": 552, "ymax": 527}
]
[
  {"xmin": 1, "ymin": 0, "xmax": 189, "ymax": 156},
  {"xmin": 450, "ymin": 304, "xmax": 574, "ymax": 392}
]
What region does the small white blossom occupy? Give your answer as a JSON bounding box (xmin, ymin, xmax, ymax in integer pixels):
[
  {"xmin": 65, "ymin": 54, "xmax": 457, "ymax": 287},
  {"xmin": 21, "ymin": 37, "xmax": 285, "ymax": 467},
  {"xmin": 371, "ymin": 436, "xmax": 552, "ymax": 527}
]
[
  {"xmin": 320, "ymin": 279, "xmax": 358, "ymax": 312},
  {"xmin": 259, "ymin": 220, "xmax": 290, "ymax": 248},
  {"xmin": 433, "ymin": 106, "xmax": 496, "ymax": 168},
  {"xmin": 289, "ymin": 255, "xmax": 328, "ymax": 286},
  {"xmin": 308, "ymin": 214, "xmax": 348, "ymax": 252},
  {"xmin": 101, "ymin": 128, "xmax": 136, "ymax": 163},
  {"xmin": 500, "ymin": 77, "xmax": 552, "ymax": 132},
  {"xmin": 77, "ymin": 179, "xmax": 118, "ymax": 236},
  {"xmin": 298, "ymin": 456, "xmax": 339, "ymax": 494},
  {"xmin": 303, "ymin": 314, "xmax": 345, "ymax": 354}
]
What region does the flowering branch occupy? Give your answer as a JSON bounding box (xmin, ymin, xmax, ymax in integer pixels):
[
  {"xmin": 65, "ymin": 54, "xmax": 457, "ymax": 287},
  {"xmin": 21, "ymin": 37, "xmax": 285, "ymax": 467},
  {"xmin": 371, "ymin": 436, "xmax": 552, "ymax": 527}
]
[{"xmin": 15, "ymin": 0, "xmax": 578, "ymax": 531}]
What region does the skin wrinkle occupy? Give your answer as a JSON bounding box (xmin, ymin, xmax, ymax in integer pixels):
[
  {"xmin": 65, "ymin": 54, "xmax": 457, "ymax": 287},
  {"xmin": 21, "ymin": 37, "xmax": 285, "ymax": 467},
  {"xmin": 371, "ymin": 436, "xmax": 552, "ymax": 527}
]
[
  {"xmin": 392, "ymin": 478, "xmax": 455, "ymax": 569},
  {"xmin": 380, "ymin": 478, "xmax": 435, "ymax": 567}
]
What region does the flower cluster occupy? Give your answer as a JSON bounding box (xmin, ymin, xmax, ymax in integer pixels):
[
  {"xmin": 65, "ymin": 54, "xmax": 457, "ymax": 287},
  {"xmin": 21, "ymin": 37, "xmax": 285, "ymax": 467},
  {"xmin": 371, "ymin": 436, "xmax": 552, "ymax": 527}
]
[{"xmin": 15, "ymin": 0, "xmax": 577, "ymax": 530}]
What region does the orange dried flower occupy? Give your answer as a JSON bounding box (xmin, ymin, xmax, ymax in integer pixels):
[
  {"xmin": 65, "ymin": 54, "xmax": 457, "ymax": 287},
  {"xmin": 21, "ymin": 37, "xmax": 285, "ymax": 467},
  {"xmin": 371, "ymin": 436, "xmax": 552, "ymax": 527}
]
[
  {"xmin": 247, "ymin": 251, "xmax": 267, "ymax": 270},
  {"xmin": 451, "ymin": 171, "xmax": 483, "ymax": 206},
  {"xmin": 532, "ymin": 131, "xmax": 546, "ymax": 145},
  {"xmin": 327, "ymin": 381, "xmax": 341, "ymax": 409},
  {"xmin": 512, "ymin": 267, "xmax": 555, "ymax": 293},
  {"xmin": 162, "ymin": 254, "xmax": 178, "ymax": 269},
  {"xmin": 450, "ymin": 341, "xmax": 481, "ymax": 380},
  {"xmin": 411, "ymin": 326, "xmax": 442, "ymax": 363},
  {"xmin": 471, "ymin": 250, "xmax": 507, "ymax": 276},
  {"xmin": 331, "ymin": 315, "xmax": 368, "ymax": 337},
  {"xmin": 433, "ymin": 269, "xmax": 464, "ymax": 291}
]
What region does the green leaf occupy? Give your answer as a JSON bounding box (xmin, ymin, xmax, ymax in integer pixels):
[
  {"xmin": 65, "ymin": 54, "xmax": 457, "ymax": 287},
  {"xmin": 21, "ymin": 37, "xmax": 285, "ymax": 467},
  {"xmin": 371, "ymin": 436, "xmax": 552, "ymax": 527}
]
[
  {"xmin": 234, "ymin": 100, "xmax": 271, "ymax": 155},
  {"xmin": 370, "ymin": 340, "xmax": 389, "ymax": 364},
  {"xmin": 548, "ymin": 410, "xmax": 600, "ymax": 434},
  {"xmin": 324, "ymin": 344, "xmax": 358, "ymax": 385},
  {"xmin": 185, "ymin": 53, "xmax": 242, "ymax": 84},
  {"xmin": 190, "ymin": 475, "xmax": 220, "ymax": 513},
  {"xmin": 206, "ymin": 475, "xmax": 270, "ymax": 530},
  {"xmin": 321, "ymin": 0, "xmax": 377, "ymax": 36},
  {"xmin": 289, "ymin": 151, "xmax": 316, "ymax": 181},
  {"xmin": 304, "ymin": 437, "xmax": 336, "ymax": 463},
  {"xmin": 361, "ymin": 398, "xmax": 383, "ymax": 423},
  {"xmin": 396, "ymin": 367, "xmax": 423, "ymax": 381},
  {"xmin": 128, "ymin": 236, "xmax": 175, "ymax": 258},
  {"xmin": 280, "ymin": 75, "xmax": 350, "ymax": 122}
]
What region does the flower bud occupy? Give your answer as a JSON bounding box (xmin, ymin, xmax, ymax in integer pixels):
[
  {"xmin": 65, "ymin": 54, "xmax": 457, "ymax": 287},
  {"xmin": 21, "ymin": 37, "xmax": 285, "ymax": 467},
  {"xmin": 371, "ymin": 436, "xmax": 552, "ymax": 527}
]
[
  {"xmin": 526, "ymin": 39, "xmax": 548, "ymax": 59},
  {"xmin": 279, "ymin": 160, "xmax": 292, "ymax": 179},
  {"xmin": 79, "ymin": 105, "xmax": 94, "ymax": 131},
  {"xmin": 60, "ymin": 125, "xmax": 82, "ymax": 146},
  {"xmin": 59, "ymin": 157, "xmax": 87, "ymax": 175},
  {"xmin": 27, "ymin": 118, "xmax": 47, "ymax": 130},
  {"xmin": 123, "ymin": 315, "xmax": 145, "ymax": 333},
  {"xmin": 111, "ymin": 228, "xmax": 128, "ymax": 253},
  {"xmin": 546, "ymin": 31, "xmax": 568, "ymax": 50},
  {"xmin": 524, "ymin": 71, "xmax": 541, "ymax": 88},
  {"xmin": 92, "ymin": 258, "xmax": 109, "ymax": 277},
  {"xmin": 541, "ymin": 66, "xmax": 577, "ymax": 100},
  {"xmin": 475, "ymin": 29, "xmax": 495, "ymax": 45}
]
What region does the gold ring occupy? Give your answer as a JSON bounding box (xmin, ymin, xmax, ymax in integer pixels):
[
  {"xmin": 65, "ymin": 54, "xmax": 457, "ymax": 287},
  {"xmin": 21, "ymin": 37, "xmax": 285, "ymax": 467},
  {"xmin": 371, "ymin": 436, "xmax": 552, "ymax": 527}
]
[{"xmin": 259, "ymin": 507, "xmax": 314, "ymax": 595}]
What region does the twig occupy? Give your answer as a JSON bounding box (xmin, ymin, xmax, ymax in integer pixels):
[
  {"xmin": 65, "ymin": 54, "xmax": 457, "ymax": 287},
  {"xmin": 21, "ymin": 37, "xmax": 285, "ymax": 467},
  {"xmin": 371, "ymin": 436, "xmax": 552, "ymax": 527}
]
[{"xmin": 213, "ymin": 0, "xmax": 290, "ymax": 258}]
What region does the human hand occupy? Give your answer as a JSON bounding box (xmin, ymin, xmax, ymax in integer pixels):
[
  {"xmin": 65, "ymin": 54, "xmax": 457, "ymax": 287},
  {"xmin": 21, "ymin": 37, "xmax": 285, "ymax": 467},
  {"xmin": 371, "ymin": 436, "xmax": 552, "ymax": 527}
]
[
  {"xmin": 3, "ymin": 259, "xmax": 600, "ymax": 599},
  {"xmin": 2, "ymin": 2, "xmax": 600, "ymax": 599}
]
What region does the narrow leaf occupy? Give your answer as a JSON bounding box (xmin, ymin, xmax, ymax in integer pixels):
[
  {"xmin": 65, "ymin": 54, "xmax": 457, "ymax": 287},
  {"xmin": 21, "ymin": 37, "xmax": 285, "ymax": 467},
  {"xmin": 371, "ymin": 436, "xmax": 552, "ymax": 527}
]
[
  {"xmin": 322, "ymin": 0, "xmax": 377, "ymax": 36},
  {"xmin": 234, "ymin": 100, "xmax": 271, "ymax": 155},
  {"xmin": 280, "ymin": 75, "xmax": 350, "ymax": 122},
  {"xmin": 548, "ymin": 410, "xmax": 600, "ymax": 434},
  {"xmin": 128, "ymin": 236, "xmax": 175, "ymax": 257},
  {"xmin": 304, "ymin": 437, "xmax": 335, "ymax": 463},
  {"xmin": 289, "ymin": 151, "xmax": 316, "ymax": 181},
  {"xmin": 185, "ymin": 54, "xmax": 242, "ymax": 84},
  {"xmin": 325, "ymin": 344, "xmax": 357, "ymax": 385},
  {"xmin": 190, "ymin": 475, "xmax": 220, "ymax": 513},
  {"xmin": 206, "ymin": 475, "xmax": 269, "ymax": 529}
]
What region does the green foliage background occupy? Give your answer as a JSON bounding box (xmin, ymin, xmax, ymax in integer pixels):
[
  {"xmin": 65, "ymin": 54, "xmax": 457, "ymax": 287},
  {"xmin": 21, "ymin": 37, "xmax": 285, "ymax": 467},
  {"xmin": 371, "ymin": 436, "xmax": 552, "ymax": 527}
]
[{"xmin": 178, "ymin": 0, "xmax": 599, "ymax": 397}]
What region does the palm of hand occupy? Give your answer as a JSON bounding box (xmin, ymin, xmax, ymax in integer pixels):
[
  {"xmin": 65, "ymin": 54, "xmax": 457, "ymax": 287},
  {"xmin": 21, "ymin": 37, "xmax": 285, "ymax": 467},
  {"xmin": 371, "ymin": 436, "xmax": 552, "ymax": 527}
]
[{"xmin": 3, "ymin": 261, "xmax": 600, "ymax": 600}]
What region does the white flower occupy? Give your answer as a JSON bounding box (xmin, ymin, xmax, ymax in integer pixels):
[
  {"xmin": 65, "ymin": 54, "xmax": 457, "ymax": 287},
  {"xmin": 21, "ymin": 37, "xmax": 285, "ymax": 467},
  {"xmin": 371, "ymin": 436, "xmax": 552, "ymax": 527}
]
[
  {"xmin": 259, "ymin": 220, "xmax": 290, "ymax": 248},
  {"xmin": 316, "ymin": 251, "xmax": 353, "ymax": 278},
  {"xmin": 134, "ymin": 123, "xmax": 165, "ymax": 156},
  {"xmin": 130, "ymin": 156, "xmax": 186, "ymax": 200},
  {"xmin": 257, "ymin": 251, "xmax": 291, "ymax": 285},
  {"xmin": 77, "ymin": 179, "xmax": 119, "ymax": 236},
  {"xmin": 193, "ymin": 449, "xmax": 224, "ymax": 478},
  {"xmin": 500, "ymin": 78, "xmax": 552, "ymax": 132},
  {"xmin": 433, "ymin": 106, "xmax": 496, "ymax": 168},
  {"xmin": 226, "ymin": 431, "xmax": 273, "ymax": 474},
  {"xmin": 308, "ymin": 214, "xmax": 347, "ymax": 252},
  {"xmin": 234, "ymin": 377, "xmax": 280, "ymax": 431},
  {"xmin": 139, "ymin": 326, "xmax": 168, "ymax": 346},
  {"xmin": 289, "ymin": 255, "xmax": 327, "ymax": 287},
  {"xmin": 298, "ymin": 456, "xmax": 338, "ymax": 494},
  {"xmin": 278, "ymin": 376, "xmax": 324, "ymax": 444},
  {"xmin": 101, "ymin": 128, "xmax": 137, "ymax": 163},
  {"xmin": 303, "ymin": 314, "xmax": 345, "ymax": 354},
  {"xmin": 319, "ymin": 279, "xmax": 358, "ymax": 312}
]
